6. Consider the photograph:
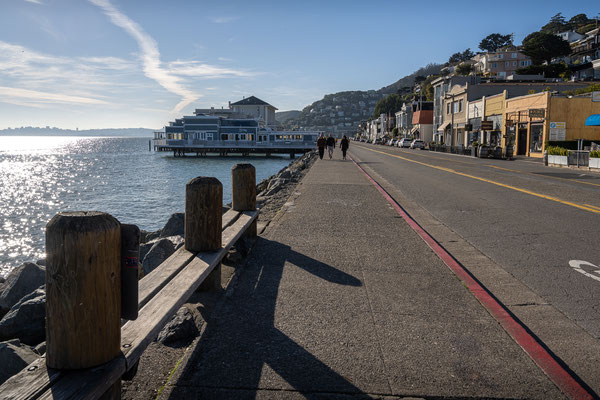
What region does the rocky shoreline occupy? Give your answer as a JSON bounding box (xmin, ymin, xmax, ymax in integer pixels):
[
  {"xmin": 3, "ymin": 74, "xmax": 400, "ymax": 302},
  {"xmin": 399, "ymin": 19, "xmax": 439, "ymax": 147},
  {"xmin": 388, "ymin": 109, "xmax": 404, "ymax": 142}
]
[{"xmin": 0, "ymin": 151, "xmax": 317, "ymax": 390}]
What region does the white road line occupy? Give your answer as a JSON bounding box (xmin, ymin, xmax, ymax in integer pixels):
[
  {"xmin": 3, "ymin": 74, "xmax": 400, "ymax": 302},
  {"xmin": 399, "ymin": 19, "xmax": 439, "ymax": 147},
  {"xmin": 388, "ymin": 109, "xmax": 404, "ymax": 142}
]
[{"xmin": 569, "ymin": 260, "xmax": 600, "ymax": 283}]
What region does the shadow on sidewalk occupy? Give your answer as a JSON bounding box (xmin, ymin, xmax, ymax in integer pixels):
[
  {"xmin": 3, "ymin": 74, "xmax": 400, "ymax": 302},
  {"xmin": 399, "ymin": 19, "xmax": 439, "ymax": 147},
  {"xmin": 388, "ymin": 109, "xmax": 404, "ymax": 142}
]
[{"xmin": 170, "ymin": 238, "xmax": 371, "ymax": 399}]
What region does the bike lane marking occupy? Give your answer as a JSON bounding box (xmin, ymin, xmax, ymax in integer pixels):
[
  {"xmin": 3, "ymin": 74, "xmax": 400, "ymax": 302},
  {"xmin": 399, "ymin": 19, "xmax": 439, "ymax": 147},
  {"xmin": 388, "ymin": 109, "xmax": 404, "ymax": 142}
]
[{"xmin": 569, "ymin": 260, "xmax": 600, "ymax": 283}]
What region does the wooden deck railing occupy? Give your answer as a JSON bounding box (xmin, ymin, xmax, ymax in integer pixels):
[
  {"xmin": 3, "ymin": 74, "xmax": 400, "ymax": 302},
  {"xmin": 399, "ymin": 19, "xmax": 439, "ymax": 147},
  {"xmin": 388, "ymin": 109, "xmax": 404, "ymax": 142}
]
[{"xmin": 0, "ymin": 163, "xmax": 259, "ymax": 400}]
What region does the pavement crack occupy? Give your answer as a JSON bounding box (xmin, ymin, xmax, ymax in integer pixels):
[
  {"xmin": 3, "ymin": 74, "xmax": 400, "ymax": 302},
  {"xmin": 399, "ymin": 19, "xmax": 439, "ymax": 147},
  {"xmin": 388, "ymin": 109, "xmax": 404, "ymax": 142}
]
[
  {"xmin": 511, "ymin": 302, "xmax": 550, "ymax": 307},
  {"xmin": 359, "ymin": 268, "xmax": 394, "ymax": 395}
]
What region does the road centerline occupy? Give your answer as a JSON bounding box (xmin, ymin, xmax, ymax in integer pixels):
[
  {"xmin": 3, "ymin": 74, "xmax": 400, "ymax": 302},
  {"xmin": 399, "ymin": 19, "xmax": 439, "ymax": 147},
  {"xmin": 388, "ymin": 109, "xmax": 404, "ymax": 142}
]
[{"xmin": 362, "ymin": 146, "xmax": 600, "ymax": 215}]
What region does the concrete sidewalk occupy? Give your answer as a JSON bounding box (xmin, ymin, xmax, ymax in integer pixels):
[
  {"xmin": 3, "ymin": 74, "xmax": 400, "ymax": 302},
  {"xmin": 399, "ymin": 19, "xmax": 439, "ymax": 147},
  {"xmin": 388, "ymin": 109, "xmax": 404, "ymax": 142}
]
[{"xmin": 165, "ymin": 156, "xmax": 564, "ymax": 399}]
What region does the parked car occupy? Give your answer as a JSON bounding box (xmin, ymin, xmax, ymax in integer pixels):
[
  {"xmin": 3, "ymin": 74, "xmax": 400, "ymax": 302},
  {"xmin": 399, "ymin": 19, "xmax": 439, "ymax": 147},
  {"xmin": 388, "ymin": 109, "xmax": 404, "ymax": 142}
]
[
  {"xmin": 410, "ymin": 139, "xmax": 425, "ymax": 149},
  {"xmin": 397, "ymin": 138, "xmax": 412, "ymax": 148}
]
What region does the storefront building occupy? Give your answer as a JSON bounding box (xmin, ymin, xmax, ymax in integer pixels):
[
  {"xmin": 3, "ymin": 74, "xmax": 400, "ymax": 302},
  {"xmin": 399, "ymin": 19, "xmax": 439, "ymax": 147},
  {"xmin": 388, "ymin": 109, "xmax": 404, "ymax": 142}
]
[
  {"xmin": 484, "ymin": 91, "xmax": 506, "ymax": 148},
  {"xmin": 504, "ymin": 92, "xmax": 600, "ymax": 157}
]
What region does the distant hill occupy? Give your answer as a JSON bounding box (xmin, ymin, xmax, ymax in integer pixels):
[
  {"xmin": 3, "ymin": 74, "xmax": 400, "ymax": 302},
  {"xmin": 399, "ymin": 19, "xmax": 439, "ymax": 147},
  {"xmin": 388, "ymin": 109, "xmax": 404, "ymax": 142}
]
[
  {"xmin": 0, "ymin": 127, "xmax": 156, "ymax": 137},
  {"xmin": 275, "ymin": 110, "xmax": 301, "ymax": 124},
  {"xmin": 284, "ymin": 63, "xmax": 443, "ymax": 134}
]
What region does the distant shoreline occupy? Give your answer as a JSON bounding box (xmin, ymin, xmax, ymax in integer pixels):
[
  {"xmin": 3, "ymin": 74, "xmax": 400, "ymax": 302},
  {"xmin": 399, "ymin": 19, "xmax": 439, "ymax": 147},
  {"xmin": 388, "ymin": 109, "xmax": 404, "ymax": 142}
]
[
  {"xmin": 0, "ymin": 128, "xmax": 156, "ymax": 138},
  {"xmin": 1, "ymin": 133, "xmax": 154, "ymax": 138}
]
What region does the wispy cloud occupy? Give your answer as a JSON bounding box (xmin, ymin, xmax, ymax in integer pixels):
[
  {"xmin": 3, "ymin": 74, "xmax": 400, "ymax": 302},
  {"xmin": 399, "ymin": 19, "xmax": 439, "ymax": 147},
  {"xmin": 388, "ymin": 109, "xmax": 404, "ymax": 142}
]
[
  {"xmin": 24, "ymin": 0, "xmax": 43, "ymax": 4},
  {"xmin": 209, "ymin": 16, "xmax": 239, "ymax": 24},
  {"xmin": 89, "ymin": 0, "xmax": 200, "ymax": 113},
  {"xmin": 0, "ymin": 40, "xmax": 140, "ymax": 95},
  {"xmin": 167, "ymin": 61, "xmax": 255, "ymax": 78},
  {"xmin": 0, "ymin": 86, "xmax": 109, "ymax": 106}
]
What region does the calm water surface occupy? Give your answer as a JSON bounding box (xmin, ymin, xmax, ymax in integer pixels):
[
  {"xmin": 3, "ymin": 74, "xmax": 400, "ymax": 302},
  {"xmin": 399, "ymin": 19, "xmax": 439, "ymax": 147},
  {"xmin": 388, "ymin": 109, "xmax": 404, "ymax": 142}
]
[{"xmin": 0, "ymin": 136, "xmax": 292, "ymax": 277}]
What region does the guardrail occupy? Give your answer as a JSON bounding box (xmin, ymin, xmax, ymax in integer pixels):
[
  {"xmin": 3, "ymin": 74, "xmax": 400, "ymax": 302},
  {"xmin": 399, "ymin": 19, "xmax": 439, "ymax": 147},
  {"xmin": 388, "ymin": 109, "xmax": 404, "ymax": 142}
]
[{"xmin": 0, "ymin": 163, "xmax": 259, "ymax": 400}]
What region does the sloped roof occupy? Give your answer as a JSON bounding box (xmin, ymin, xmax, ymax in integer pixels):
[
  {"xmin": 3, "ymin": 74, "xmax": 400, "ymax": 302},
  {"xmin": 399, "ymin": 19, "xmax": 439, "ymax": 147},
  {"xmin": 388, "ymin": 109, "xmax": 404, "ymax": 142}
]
[{"xmin": 231, "ymin": 96, "xmax": 274, "ymax": 107}]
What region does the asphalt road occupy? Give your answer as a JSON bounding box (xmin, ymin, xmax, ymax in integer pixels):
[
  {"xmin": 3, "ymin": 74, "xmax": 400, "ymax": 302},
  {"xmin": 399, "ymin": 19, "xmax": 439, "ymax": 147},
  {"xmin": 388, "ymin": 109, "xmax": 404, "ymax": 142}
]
[{"xmin": 349, "ymin": 142, "xmax": 600, "ymax": 341}]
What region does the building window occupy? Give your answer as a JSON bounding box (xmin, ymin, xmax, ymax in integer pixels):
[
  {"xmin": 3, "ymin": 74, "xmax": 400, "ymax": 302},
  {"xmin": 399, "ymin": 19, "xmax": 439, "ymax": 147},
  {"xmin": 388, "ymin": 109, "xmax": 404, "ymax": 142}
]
[
  {"xmin": 513, "ymin": 61, "xmax": 517, "ymax": 66},
  {"xmin": 498, "ymin": 54, "xmax": 503, "ymax": 59},
  {"xmin": 447, "ymin": 103, "xmax": 451, "ymax": 114},
  {"xmin": 458, "ymin": 100, "xmax": 463, "ymax": 112},
  {"xmin": 505, "ymin": 61, "xmax": 510, "ymax": 67},
  {"xmin": 520, "ymin": 60, "xmax": 531, "ymax": 67},
  {"xmin": 512, "ymin": 53, "xmax": 518, "ymax": 58},
  {"xmin": 491, "ymin": 62, "xmax": 498, "ymax": 68}
]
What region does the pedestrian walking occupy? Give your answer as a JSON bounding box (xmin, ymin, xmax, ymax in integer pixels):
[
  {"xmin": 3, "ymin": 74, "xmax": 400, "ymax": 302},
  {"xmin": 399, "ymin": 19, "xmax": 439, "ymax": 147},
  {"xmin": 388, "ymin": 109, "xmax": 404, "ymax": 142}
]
[
  {"xmin": 326, "ymin": 134, "xmax": 335, "ymax": 159},
  {"xmin": 316, "ymin": 133, "xmax": 327, "ymax": 160},
  {"xmin": 340, "ymin": 135, "xmax": 349, "ymax": 160}
]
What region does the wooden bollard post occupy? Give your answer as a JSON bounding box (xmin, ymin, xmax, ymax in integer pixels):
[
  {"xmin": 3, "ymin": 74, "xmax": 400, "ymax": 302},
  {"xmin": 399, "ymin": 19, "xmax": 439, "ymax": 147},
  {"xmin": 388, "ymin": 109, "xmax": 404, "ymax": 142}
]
[
  {"xmin": 231, "ymin": 163, "xmax": 257, "ymax": 237},
  {"xmin": 185, "ymin": 177, "xmax": 222, "ymax": 291},
  {"xmin": 121, "ymin": 224, "xmax": 140, "ymax": 321},
  {"xmin": 45, "ymin": 211, "xmax": 121, "ymax": 370}
]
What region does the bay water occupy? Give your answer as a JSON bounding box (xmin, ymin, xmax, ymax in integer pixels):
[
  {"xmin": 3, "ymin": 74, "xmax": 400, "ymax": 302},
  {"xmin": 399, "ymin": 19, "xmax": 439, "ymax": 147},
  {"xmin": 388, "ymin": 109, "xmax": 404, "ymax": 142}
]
[{"xmin": 0, "ymin": 136, "xmax": 293, "ymax": 277}]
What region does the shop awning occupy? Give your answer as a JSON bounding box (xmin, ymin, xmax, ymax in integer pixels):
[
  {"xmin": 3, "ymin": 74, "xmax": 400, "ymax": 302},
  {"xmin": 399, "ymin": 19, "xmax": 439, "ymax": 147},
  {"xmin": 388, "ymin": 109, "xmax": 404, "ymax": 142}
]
[
  {"xmin": 585, "ymin": 114, "xmax": 600, "ymax": 126},
  {"xmin": 437, "ymin": 121, "xmax": 451, "ymax": 132},
  {"xmin": 410, "ymin": 126, "xmax": 420, "ymax": 134}
]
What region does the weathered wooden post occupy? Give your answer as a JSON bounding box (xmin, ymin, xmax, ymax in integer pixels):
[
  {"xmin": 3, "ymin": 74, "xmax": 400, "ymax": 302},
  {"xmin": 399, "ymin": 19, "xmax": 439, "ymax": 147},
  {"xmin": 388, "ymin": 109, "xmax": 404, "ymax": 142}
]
[
  {"xmin": 231, "ymin": 163, "xmax": 257, "ymax": 237},
  {"xmin": 121, "ymin": 224, "xmax": 140, "ymax": 321},
  {"xmin": 185, "ymin": 177, "xmax": 222, "ymax": 291},
  {"xmin": 45, "ymin": 211, "xmax": 121, "ymax": 370}
]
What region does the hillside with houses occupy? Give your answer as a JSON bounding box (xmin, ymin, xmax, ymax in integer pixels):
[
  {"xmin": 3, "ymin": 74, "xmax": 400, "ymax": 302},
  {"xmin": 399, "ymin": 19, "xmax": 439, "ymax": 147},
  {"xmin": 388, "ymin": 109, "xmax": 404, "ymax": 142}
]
[
  {"xmin": 282, "ymin": 12, "xmax": 599, "ymax": 144},
  {"xmin": 280, "ymin": 64, "xmax": 443, "ymax": 135}
]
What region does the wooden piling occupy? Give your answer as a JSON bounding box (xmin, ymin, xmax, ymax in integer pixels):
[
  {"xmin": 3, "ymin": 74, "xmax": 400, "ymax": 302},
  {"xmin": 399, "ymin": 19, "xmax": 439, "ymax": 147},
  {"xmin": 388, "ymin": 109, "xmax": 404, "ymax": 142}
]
[
  {"xmin": 232, "ymin": 164, "xmax": 257, "ymax": 237},
  {"xmin": 185, "ymin": 177, "xmax": 223, "ymax": 291},
  {"xmin": 185, "ymin": 177, "xmax": 223, "ymax": 252},
  {"xmin": 45, "ymin": 211, "xmax": 121, "ymax": 370}
]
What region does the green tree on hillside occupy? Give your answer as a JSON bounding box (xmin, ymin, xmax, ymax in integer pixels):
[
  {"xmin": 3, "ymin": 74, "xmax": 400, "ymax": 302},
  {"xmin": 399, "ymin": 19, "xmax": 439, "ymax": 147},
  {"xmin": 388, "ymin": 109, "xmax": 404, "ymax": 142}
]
[
  {"xmin": 576, "ymin": 23, "xmax": 596, "ymax": 35},
  {"xmin": 479, "ymin": 33, "xmax": 513, "ymax": 52},
  {"xmin": 568, "ymin": 13, "xmax": 594, "ymax": 30},
  {"xmin": 456, "ymin": 63, "xmax": 473, "ymax": 76},
  {"xmin": 541, "ymin": 13, "xmax": 568, "ymax": 34},
  {"xmin": 521, "ymin": 32, "xmax": 571, "ymax": 64},
  {"xmin": 516, "ymin": 62, "xmax": 568, "ymax": 78},
  {"xmin": 448, "ymin": 48, "xmax": 474, "ymax": 64},
  {"xmin": 372, "ymin": 94, "xmax": 403, "ymax": 118}
]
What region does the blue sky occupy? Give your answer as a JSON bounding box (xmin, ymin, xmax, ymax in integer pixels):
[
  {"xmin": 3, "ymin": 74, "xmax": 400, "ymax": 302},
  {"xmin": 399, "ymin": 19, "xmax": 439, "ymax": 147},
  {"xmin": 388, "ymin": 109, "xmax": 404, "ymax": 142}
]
[{"xmin": 1, "ymin": 0, "xmax": 598, "ymax": 129}]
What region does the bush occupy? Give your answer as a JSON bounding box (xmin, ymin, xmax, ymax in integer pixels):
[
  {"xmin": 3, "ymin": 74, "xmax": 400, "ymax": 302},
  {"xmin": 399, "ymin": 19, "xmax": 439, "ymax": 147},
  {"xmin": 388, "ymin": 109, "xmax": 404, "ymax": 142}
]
[
  {"xmin": 546, "ymin": 145, "xmax": 569, "ymax": 156},
  {"xmin": 590, "ymin": 150, "xmax": 600, "ymax": 158}
]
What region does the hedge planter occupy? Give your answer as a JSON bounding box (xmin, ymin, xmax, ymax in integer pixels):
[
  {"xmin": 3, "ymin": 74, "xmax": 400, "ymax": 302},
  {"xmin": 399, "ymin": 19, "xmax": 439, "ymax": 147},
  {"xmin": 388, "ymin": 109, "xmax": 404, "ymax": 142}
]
[
  {"xmin": 590, "ymin": 157, "xmax": 600, "ymax": 170},
  {"xmin": 548, "ymin": 155, "xmax": 568, "ymax": 166}
]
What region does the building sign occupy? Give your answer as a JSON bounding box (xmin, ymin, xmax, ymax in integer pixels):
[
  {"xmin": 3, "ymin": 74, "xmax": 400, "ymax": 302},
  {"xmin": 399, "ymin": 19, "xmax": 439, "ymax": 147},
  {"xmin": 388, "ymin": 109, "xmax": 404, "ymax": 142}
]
[
  {"xmin": 592, "ymin": 91, "xmax": 600, "ymax": 102},
  {"xmin": 464, "ymin": 123, "xmax": 473, "ymax": 131},
  {"xmin": 481, "ymin": 120, "xmax": 494, "ymax": 130},
  {"xmin": 529, "ymin": 108, "xmax": 545, "ymax": 118},
  {"xmin": 549, "ymin": 122, "xmax": 566, "ymax": 141}
]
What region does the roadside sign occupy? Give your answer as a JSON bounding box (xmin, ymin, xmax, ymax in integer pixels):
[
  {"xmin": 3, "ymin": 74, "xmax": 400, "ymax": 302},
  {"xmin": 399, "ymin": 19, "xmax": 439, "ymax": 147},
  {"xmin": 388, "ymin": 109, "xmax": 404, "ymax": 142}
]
[
  {"xmin": 529, "ymin": 108, "xmax": 545, "ymax": 118},
  {"xmin": 481, "ymin": 120, "xmax": 493, "ymax": 130},
  {"xmin": 549, "ymin": 122, "xmax": 566, "ymax": 141},
  {"xmin": 592, "ymin": 91, "xmax": 600, "ymax": 102}
]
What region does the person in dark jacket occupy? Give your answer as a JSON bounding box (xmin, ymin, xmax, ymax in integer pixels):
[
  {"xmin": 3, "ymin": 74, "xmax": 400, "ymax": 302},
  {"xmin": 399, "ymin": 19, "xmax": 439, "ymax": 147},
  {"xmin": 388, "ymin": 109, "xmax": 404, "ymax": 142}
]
[
  {"xmin": 316, "ymin": 133, "xmax": 327, "ymax": 160},
  {"xmin": 340, "ymin": 135, "xmax": 349, "ymax": 160},
  {"xmin": 326, "ymin": 134, "xmax": 335, "ymax": 159}
]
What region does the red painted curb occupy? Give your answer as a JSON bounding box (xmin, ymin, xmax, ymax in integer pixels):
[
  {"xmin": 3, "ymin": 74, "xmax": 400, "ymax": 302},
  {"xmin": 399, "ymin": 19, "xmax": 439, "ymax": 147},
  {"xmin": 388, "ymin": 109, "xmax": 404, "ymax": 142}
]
[{"xmin": 350, "ymin": 156, "xmax": 594, "ymax": 400}]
